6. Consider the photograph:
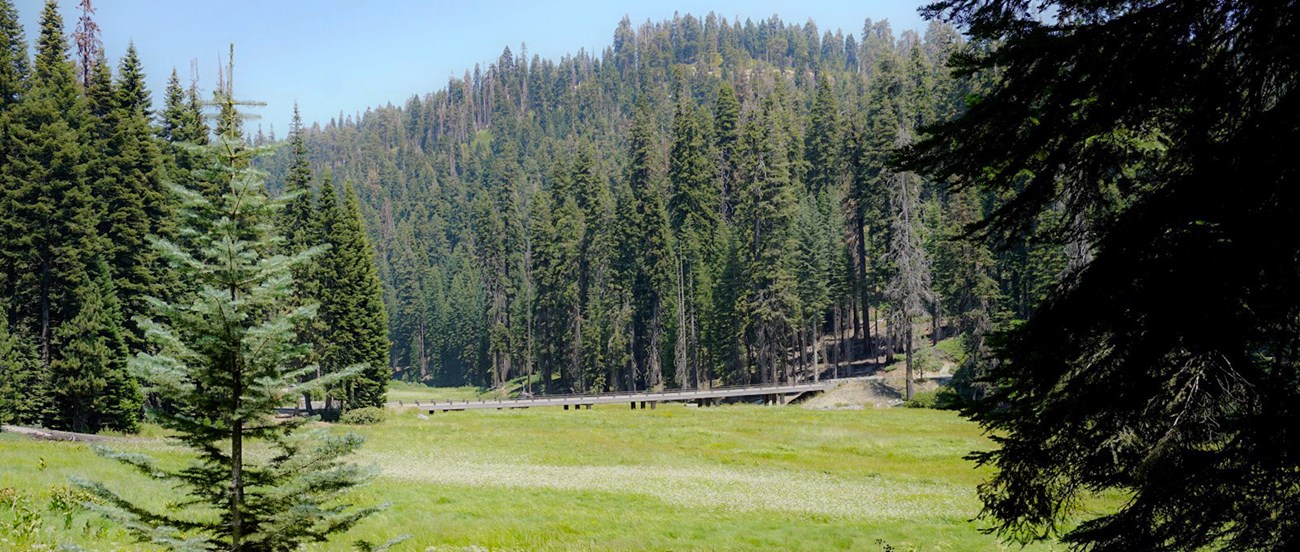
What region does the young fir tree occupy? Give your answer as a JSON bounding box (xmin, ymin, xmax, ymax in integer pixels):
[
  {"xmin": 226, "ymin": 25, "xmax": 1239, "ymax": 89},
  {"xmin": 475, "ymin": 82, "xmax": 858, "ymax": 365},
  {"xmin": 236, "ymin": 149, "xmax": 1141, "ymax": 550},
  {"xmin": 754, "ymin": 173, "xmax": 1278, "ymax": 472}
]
[{"xmin": 78, "ymin": 71, "xmax": 389, "ymax": 550}]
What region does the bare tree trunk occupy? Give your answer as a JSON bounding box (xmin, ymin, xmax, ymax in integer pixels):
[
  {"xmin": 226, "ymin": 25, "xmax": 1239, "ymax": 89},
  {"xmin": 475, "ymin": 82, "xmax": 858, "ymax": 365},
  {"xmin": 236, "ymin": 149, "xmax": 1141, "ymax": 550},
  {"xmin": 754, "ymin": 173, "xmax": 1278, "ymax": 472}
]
[
  {"xmin": 691, "ymin": 308, "xmax": 702, "ymax": 388},
  {"xmin": 931, "ymin": 305, "xmax": 940, "ymax": 346},
  {"xmin": 857, "ymin": 216, "xmax": 869, "ymax": 344},
  {"xmin": 832, "ymin": 303, "xmax": 842, "ymax": 378},
  {"xmin": 417, "ymin": 318, "xmax": 428, "ymax": 381},
  {"xmin": 838, "ymin": 300, "xmax": 848, "ymax": 375},
  {"xmin": 866, "ymin": 303, "xmax": 874, "ymax": 364},
  {"xmin": 649, "ymin": 306, "xmax": 663, "ymax": 390},
  {"xmin": 813, "ymin": 320, "xmax": 821, "ymax": 382},
  {"xmin": 572, "ymin": 307, "xmax": 583, "ymax": 393},
  {"xmin": 675, "ymin": 256, "xmax": 688, "ymax": 389},
  {"xmin": 229, "ymin": 284, "xmax": 244, "ymax": 549},
  {"xmin": 905, "ymin": 322, "xmax": 914, "ymax": 401},
  {"xmin": 40, "ymin": 262, "xmax": 50, "ymax": 366}
]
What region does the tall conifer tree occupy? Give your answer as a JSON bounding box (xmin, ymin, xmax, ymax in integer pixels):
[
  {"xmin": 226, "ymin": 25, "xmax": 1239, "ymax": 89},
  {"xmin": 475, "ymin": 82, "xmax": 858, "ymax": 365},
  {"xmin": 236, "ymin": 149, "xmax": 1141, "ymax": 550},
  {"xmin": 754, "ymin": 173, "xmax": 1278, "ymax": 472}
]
[
  {"xmin": 0, "ymin": 0, "xmax": 28, "ymax": 322},
  {"xmin": 97, "ymin": 43, "xmax": 170, "ymax": 353},
  {"xmin": 669, "ymin": 97, "xmax": 718, "ymax": 388},
  {"xmin": 318, "ymin": 179, "xmax": 391, "ymax": 409},
  {"xmin": 4, "ymin": 0, "xmax": 101, "ymax": 373},
  {"xmin": 279, "ymin": 104, "xmax": 324, "ymax": 411},
  {"xmin": 736, "ymin": 90, "xmax": 801, "ymax": 385},
  {"xmin": 622, "ymin": 103, "xmax": 673, "ymax": 390}
]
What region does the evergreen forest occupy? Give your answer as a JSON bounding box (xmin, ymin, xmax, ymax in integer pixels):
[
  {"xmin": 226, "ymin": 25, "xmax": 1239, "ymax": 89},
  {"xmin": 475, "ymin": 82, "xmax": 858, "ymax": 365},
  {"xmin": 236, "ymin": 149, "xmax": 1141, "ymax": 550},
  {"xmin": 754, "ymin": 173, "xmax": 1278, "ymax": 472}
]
[
  {"xmin": 2, "ymin": 0, "xmax": 1297, "ymax": 549},
  {"xmin": 256, "ymin": 13, "xmax": 1031, "ymax": 397}
]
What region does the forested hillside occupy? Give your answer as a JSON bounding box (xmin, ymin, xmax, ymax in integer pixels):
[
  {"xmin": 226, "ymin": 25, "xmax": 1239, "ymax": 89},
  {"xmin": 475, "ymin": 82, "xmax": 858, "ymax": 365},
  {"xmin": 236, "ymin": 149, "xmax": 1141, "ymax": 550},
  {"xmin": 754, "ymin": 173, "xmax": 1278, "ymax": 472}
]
[{"xmin": 264, "ymin": 13, "xmax": 1067, "ymax": 393}]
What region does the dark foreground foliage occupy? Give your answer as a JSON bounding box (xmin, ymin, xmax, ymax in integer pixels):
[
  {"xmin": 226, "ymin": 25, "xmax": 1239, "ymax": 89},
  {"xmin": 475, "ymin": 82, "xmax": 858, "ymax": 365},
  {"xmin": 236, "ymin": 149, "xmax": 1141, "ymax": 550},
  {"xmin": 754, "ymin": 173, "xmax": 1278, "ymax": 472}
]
[{"xmin": 908, "ymin": 0, "xmax": 1300, "ymax": 549}]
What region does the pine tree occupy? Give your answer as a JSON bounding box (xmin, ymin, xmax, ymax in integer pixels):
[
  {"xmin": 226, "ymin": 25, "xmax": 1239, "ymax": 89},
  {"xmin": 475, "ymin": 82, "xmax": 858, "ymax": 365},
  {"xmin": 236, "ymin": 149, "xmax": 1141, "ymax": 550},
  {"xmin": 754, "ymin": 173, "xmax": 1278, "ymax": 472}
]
[
  {"xmin": 805, "ymin": 73, "xmax": 843, "ymax": 194},
  {"xmin": 158, "ymin": 66, "xmax": 216, "ymax": 211},
  {"xmin": 932, "ymin": 184, "xmax": 998, "ymax": 400},
  {"xmin": 389, "ymin": 228, "xmax": 428, "ymax": 381},
  {"xmin": 621, "ymin": 103, "xmax": 674, "ymax": 390},
  {"xmin": 736, "ymin": 90, "xmax": 801, "ymax": 385},
  {"xmin": 49, "ymin": 261, "xmax": 139, "ymax": 433},
  {"xmin": 0, "ymin": 303, "xmax": 46, "ymax": 426},
  {"xmin": 0, "ymin": 0, "xmax": 26, "ymax": 110},
  {"xmin": 79, "ymin": 75, "xmax": 385, "ymax": 549},
  {"xmin": 714, "ymin": 81, "xmax": 741, "ymax": 220},
  {"xmin": 159, "ymin": 67, "xmax": 207, "ymax": 145},
  {"xmin": 96, "ymin": 43, "xmax": 170, "ymax": 354},
  {"xmin": 0, "ymin": 0, "xmax": 28, "ymax": 320},
  {"xmin": 570, "ymin": 145, "xmax": 616, "ymax": 391},
  {"xmin": 884, "ymin": 126, "xmax": 933, "ymax": 400},
  {"xmin": 668, "ymin": 97, "xmax": 718, "ymax": 388},
  {"xmin": 532, "ymin": 183, "xmax": 584, "ymax": 392},
  {"xmin": 703, "ymin": 222, "xmax": 744, "ymax": 383},
  {"xmin": 794, "ymin": 193, "xmax": 832, "ymax": 381},
  {"xmin": 3, "ymin": 0, "xmax": 101, "ymax": 372},
  {"xmin": 279, "ymin": 104, "xmax": 323, "ymax": 411},
  {"xmin": 319, "ymin": 180, "xmax": 391, "ymax": 409}
]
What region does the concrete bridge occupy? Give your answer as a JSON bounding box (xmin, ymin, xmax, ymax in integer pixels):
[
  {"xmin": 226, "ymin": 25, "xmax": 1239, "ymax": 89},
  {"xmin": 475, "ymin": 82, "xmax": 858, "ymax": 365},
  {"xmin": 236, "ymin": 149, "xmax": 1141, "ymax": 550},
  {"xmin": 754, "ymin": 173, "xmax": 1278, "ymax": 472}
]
[{"xmin": 390, "ymin": 378, "xmax": 876, "ymax": 413}]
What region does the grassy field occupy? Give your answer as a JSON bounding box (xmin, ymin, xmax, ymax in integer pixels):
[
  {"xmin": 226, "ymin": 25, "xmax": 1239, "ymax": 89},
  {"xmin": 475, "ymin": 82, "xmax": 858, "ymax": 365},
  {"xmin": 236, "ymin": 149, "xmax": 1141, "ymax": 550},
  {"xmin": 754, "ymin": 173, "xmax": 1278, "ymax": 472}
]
[{"xmin": 0, "ymin": 396, "xmax": 1070, "ymax": 551}]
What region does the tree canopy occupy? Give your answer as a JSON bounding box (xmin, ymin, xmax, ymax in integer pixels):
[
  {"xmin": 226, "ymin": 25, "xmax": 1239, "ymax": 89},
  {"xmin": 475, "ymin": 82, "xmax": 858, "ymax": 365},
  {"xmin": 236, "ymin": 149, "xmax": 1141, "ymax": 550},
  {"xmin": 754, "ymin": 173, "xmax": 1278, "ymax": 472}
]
[{"xmin": 907, "ymin": 0, "xmax": 1300, "ymax": 548}]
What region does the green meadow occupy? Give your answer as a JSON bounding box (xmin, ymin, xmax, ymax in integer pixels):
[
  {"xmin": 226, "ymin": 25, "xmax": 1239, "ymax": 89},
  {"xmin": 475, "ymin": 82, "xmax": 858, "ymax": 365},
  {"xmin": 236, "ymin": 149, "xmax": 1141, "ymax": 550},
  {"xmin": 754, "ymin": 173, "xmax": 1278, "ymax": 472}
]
[{"xmin": 0, "ymin": 398, "xmax": 1073, "ymax": 551}]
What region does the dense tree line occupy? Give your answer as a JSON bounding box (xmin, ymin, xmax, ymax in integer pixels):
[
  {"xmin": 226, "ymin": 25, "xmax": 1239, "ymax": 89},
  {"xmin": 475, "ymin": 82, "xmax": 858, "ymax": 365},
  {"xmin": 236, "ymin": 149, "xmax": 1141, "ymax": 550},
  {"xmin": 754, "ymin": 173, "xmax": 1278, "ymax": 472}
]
[
  {"xmin": 264, "ymin": 12, "xmax": 1062, "ymax": 396},
  {"xmin": 0, "ymin": 0, "xmax": 391, "ymax": 432}
]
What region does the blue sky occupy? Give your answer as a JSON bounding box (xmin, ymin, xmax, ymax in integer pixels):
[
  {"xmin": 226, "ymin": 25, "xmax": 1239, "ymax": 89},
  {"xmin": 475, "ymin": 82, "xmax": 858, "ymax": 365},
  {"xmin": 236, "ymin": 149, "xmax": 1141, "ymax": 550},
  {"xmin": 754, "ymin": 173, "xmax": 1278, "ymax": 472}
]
[{"xmin": 16, "ymin": 1, "xmax": 928, "ymax": 135}]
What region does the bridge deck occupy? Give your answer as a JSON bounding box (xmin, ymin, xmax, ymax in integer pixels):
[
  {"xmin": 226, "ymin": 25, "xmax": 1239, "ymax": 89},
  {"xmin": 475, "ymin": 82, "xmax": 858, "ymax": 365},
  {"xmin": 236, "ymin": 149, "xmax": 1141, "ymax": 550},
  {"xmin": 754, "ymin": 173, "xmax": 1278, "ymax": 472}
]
[{"xmin": 390, "ymin": 378, "xmax": 868, "ymax": 412}]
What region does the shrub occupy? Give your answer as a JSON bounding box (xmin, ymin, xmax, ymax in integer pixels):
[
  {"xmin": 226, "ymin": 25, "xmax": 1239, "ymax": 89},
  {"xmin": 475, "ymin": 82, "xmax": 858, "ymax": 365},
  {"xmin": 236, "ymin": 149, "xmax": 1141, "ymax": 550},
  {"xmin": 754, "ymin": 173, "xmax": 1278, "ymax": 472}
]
[
  {"xmin": 904, "ymin": 387, "xmax": 964, "ymax": 410},
  {"xmin": 904, "ymin": 390, "xmax": 940, "ymax": 409},
  {"xmin": 340, "ymin": 406, "xmax": 387, "ymax": 425}
]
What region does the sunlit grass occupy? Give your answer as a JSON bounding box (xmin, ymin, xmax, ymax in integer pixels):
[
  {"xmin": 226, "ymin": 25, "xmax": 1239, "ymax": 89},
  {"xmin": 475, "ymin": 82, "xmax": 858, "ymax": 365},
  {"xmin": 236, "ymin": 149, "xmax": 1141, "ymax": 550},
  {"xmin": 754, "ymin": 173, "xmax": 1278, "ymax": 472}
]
[{"xmin": 1, "ymin": 404, "xmax": 1074, "ymax": 551}]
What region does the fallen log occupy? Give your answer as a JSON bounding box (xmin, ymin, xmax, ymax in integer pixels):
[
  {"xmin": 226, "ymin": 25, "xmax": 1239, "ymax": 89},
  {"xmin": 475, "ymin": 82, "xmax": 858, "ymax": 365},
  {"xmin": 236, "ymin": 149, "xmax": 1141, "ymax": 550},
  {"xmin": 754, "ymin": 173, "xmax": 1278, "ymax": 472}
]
[{"xmin": 0, "ymin": 424, "xmax": 113, "ymax": 443}]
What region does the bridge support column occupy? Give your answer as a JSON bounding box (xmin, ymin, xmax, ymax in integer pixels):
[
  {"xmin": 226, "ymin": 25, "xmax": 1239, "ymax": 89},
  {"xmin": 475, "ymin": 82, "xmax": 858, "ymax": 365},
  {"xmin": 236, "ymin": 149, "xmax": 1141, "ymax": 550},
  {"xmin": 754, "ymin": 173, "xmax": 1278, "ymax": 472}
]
[
  {"xmin": 585, "ymin": 404, "xmax": 591, "ymax": 410},
  {"xmin": 650, "ymin": 401, "xmax": 656, "ymax": 410}
]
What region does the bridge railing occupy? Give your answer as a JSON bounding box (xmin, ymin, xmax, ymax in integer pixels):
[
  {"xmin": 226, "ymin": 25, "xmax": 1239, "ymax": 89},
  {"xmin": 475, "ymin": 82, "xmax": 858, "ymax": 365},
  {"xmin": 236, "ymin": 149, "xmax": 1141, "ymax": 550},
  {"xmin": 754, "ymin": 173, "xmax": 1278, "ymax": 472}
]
[{"xmin": 392, "ymin": 377, "xmax": 842, "ymax": 406}]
